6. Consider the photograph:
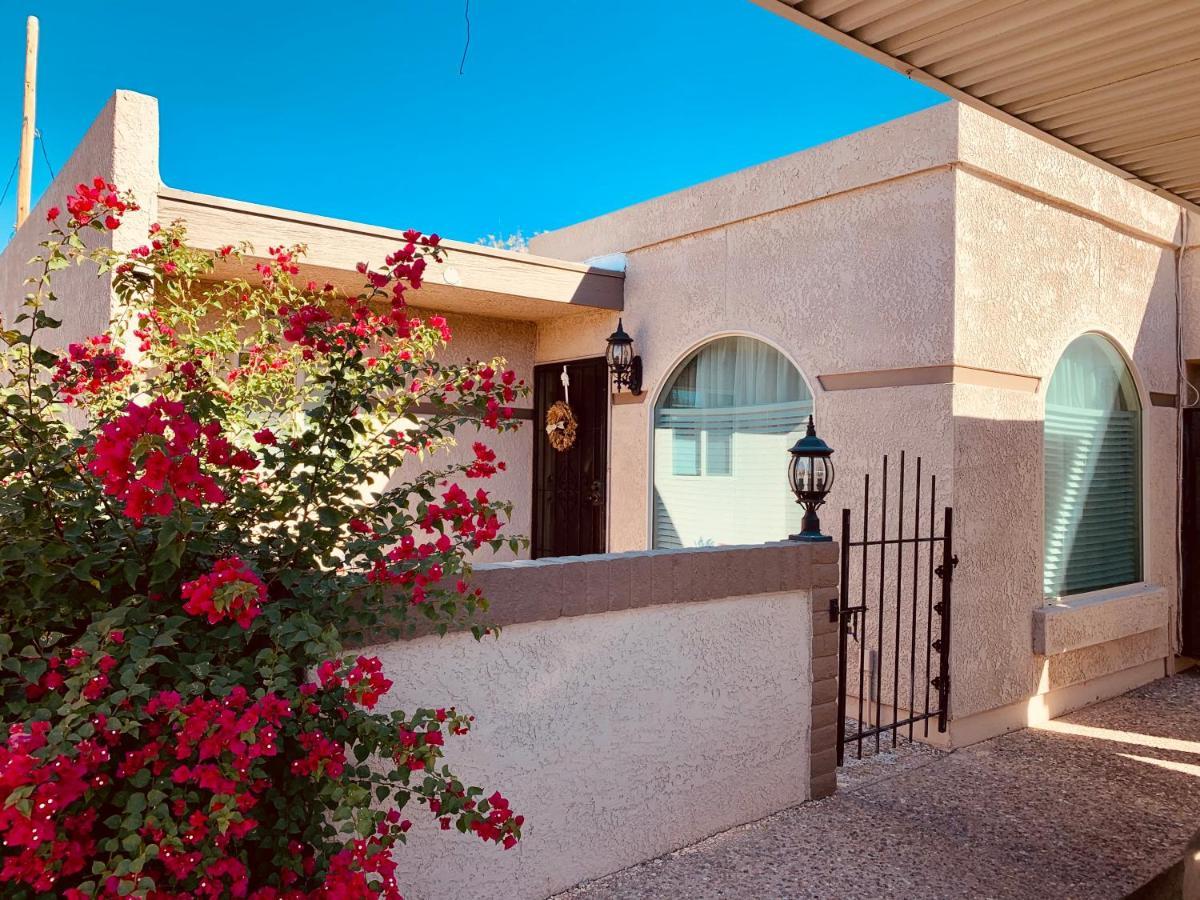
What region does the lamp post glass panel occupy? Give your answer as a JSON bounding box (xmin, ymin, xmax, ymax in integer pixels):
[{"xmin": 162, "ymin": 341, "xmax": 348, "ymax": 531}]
[
  {"xmin": 605, "ymin": 318, "xmax": 642, "ymax": 395},
  {"xmin": 788, "ymin": 415, "xmax": 834, "ymax": 542}
]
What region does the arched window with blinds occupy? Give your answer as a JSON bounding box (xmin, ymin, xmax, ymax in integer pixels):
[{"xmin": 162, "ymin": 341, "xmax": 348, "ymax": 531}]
[
  {"xmin": 652, "ymin": 336, "xmax": 812, "ymax": 548},
  {"xmin": 1043, "ymin": 334, "xmax": 1142, "ymax": 598}
]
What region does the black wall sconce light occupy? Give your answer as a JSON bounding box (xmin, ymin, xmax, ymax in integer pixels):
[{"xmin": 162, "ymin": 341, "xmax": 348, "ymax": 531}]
[
  {"xmin": 605, "ymin": 318, "xmax": 643, "ymax": 395},
  {"xmin": 787, "ymin": 415, "xmax": 835, "ymax": 542}
]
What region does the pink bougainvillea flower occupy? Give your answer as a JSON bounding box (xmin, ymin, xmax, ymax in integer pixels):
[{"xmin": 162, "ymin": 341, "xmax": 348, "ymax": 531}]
[{"xmin": 180, "ymin": 557, "xmax": 267, "ymax": 628}]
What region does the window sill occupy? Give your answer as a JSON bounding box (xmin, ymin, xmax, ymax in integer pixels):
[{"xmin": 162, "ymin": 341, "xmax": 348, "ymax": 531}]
[{"xmin": 1033, "ymin": 583, "xmax": 1168, "ymax": 656}]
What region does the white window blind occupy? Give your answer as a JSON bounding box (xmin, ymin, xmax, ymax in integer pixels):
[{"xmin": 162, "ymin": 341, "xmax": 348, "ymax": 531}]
[
  {"xmin": 653, "ymin": 337, "xmax": 811, "ymax": 549},
  {"xmin": 1043, "ymin": 335, "xmax": 1141, "ymax": 598}
]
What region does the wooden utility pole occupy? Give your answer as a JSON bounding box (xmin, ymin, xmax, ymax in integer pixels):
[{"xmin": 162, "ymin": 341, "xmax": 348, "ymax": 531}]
[{"xmin": 16, "ymin": 16, "xmax": 38, "ymax": 228}]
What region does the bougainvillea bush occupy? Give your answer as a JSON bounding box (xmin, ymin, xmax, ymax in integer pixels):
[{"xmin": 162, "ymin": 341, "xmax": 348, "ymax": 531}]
[{"xmin": 0, "ymin": 179, "xmax": 528, "ymax": 897}]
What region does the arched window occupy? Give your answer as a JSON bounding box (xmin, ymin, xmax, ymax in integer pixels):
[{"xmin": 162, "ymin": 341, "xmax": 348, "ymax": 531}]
[
  {"xmin": 1044, "ymin": 334, "xmax": 1142, "ymax": 598},
  {"xmin": 653, "ymin": 336, "xmax": 812, "ymax": 548}
]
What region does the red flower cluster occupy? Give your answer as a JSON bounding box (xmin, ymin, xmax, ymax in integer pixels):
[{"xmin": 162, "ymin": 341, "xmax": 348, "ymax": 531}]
[
  {"xmin": 181, "ymin": 557, "xmax": 268, "ymax": 628},
  {"xmin": 290, "ymin": 730, "xmax": 345, "ymax": 778},
  {"xmin": 51, "ymin": 335, "xmax": 132, "ymax": 402},
  {"xmin": 282, "ymin": 305, "xmax": 334, "ymax": 351},
  {"xmin": 366, "ymin": 483, "xmax": 501, "ymax": 596},
  {"xmin": 0, "ymin": 719, "xmax": 112, "ymax": 891},
  {"xmin": 133, "ymin": 308, "xmax": 177, "ymax": 354},
  {"xmin": 470, "ymin": 791, "xmax": 523, "ymax": 849},
  {"xmin": 355, "ymin": 231, "xmax": 441, "ymax": 325},
  {"xmin": 87, "ymin": 398, "xmax": 254, "ymax": 522},
  {"xmin": 424, "ymin": 484, "xmax": 502, "ymax": 549},
  {"xmin": 316, "ymin": 655, "xmax": 393, "ymax": 709},
  {"xmin": 321, "ymin": 822, "xmax": 407, "ymax": 900},
  {"xmin": 51, "ymin": 177, "xmax": 135, "ymax": 228},
  {"xmin": 114, "ymin": 686, "xmax": 290, "ymax": 895},
  {"xmin": 7, "ymin": 186, "xmax": 530, "ymax": 896},
  {"xmin": 466, "ymin": 441, "xmax": 506, "ymax": 479},
  {"xmin": 226, "ymin": 344, "xmax": 289, "ymax": 383}
]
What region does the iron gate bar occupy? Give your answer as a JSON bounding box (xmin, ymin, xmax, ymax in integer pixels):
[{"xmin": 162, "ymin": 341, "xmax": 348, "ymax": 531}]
[
  {"xmin": 835, "ymin": 453, "xmax": 955, "ymax": 766},
  {"xmin": 857, "ymin": 472, "xmax": 869, "ymax": 760},
  {"xmin": 937, "ymin": 508, "xmax": 956, "ymax": 732},
  {"xmin": 874, "ymin": 457, "xmax": 887, "ymax": 755},
  {"xmin": 892, "ymin": 453, "xmax": 905, "ymax": 749},
  {"xmin": 908, "ymin": 457, "xmax": 921, "ymax": 743},
  {"xmin": 836, "ymin": 506, "xmax": 850, "ymax": 765},
  {"xmin": 924, "ymin": 474, "xmax": 936, "ymax": 738}
]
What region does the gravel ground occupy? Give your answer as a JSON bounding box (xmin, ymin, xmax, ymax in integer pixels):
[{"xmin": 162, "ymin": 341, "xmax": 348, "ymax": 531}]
[{"xmin": 553, "ymin": 671, "xmax": 1200, "ymax": 900}]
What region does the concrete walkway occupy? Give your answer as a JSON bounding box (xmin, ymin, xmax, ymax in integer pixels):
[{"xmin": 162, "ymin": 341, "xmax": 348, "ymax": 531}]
[{"xmin": 556, "ymin": 671, "xmax": 1200, "ymax": 899}]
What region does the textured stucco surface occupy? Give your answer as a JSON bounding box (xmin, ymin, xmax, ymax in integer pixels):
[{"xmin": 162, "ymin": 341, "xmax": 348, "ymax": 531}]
[
  {"xmin": 1034, "ymin": 585, "xmax": 1169, "ymax": 656},
  {"xmin": 1044, "ymin": 629, "xmax": 1169, "ymax": 693},
  {"xmin": 1182, "ymin": 246, "xmax": 1200, "ymax": 365},
  {"xmin": 0, "ymin": 91, "xmax": 159, "ymax": 349},
  {"xmin": 367, "ymin": 590, "xmax": 814, "ymax": 900},
  {"xmin": 955, "ymin": 104, "xmax": 1184, "ymax": 247},
  {"xmin": 403, "ymin": 310, "xmax": 535, "ymax": 561},
  {"xmin": 530, "ymin": 101, "xmax": 959, "ymax": 259},
  {"xmin": 951, "ymin": 166, "xmax": 1178, "ymax": 720},
  {"xmin": 953, "ymin": 169, "xmax": 1178, "ymax": 383},
  {"xmin": 555, "ymin": 670, "xmax": 1200, "ymax": 900},
  {"xmin": 536, "ymin": 169, "xmax": 957, "ymax": 553},
  {"xmin": 533, "ymin": 99, "xmax": 1182, "ymax": 743}
]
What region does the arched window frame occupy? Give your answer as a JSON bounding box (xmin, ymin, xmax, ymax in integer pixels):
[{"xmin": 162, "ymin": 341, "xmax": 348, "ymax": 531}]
[
  {"xmin": 647, "ymin": 332, "xmax": 816, "ymax": 550},
  {"xmin": 1042, "ymin": 332, "xmax": 1144, "ymax": 599}
]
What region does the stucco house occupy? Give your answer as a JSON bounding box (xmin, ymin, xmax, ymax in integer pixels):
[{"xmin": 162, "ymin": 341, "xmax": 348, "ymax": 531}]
[{"xmin": 3, "ymin": 39, "xmax": 1199, "ymax": 892}]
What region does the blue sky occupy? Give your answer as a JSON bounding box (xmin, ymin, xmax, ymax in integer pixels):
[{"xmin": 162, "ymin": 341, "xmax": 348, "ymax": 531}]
[{"xmin": 0, "ymin": 1, "xmax": 944, "ymax": 248}]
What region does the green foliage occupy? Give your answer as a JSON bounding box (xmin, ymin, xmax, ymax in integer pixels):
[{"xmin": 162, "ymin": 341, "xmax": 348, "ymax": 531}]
[{"xmin": 0, "ymin": 187, "xmax": 527, "ymax": 897}]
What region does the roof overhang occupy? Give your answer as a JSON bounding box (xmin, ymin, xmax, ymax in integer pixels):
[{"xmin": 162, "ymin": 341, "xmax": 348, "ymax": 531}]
[
  {"xmin": 751, "ymin": 0, "xmax": 1200, "ymax": 213},
  {"xmin": 156, "ymin": 188, "xmax": 624, "ymax": 321}
]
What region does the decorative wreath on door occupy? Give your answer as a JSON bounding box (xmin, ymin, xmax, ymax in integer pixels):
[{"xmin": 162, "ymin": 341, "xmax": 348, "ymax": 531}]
[{"xmin": 546, "ymin": 400, "xmax": 578, "ymax": 452}]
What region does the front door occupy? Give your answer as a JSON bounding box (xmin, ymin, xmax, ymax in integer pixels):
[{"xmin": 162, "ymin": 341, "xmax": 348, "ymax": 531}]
[
  {"xmin": 532, "ymin": 358, "xmax": 608, "ymax": 559},
  {"xmin": 1183, "ymin": 409, "xmax": 1200, "ymax": 657}
]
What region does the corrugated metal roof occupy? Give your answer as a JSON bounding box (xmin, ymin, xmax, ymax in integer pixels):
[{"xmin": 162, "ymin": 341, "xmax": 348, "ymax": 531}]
[{"xmin": 754, "ymin": 0, "xmax": 1200, "ymax": 209}]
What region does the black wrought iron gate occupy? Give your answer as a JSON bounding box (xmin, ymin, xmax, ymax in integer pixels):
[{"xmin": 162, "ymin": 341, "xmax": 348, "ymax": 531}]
[{"xmin": 835, "ymin": 452, "xmax": 957, "ymax": 765}]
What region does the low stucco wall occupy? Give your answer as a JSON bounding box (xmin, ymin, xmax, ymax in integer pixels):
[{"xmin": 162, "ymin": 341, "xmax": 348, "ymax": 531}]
[{"xmin": 365, "ymin": 542, "xmax": 838, "ymax": 899}]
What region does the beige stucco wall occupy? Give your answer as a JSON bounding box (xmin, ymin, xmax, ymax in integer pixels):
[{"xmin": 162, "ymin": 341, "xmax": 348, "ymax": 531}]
[
  {"xmin": 532, "ymin": 100, "xmax": 1183, "ymax": 743},
  {"xmin": 951, "ymin": 153, "xmax": 1180, "ymax": 721},
  {"xmin": 0, "ymin": 91, "xmax": 159, "ymax": 348},
  {"xmin": 369, "ymin": 577, "xmax": 816, "ymax": 898},
  {"xmin": 1181, "ymin": 246, "xmax": 1200, "ymax": 374},
  {"xmin": 403, "ymin": 311, "xmax": 535, "ymax": 561},
  {"xmin": 533, "ymin": 168, "xmax": 959, "ymax": 554}
]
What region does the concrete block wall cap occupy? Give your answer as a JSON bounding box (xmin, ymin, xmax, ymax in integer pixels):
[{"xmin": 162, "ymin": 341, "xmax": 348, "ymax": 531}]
[
  {"xmin": 385, "ymin": 543, "xmax": 827, "ymax": 637},
  {"xmin": 1033, "ymin": 583, "xmax": 1168, "ymax": 656}
]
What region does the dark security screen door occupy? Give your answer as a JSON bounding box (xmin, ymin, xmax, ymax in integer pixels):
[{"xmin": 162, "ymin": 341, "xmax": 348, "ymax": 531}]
[
  {"xmin": 1183, "ymin": 409, "xmax": 1200, "ymax": 656},
  {"xmin": 532, "ymin": 358, "xmax": 608, "ymax": 559}
]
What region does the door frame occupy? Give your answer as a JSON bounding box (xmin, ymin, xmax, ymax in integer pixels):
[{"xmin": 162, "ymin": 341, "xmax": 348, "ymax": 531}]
[{"xmin": 530, "ymin": 356, "xmax": 611, "ymax": 559}]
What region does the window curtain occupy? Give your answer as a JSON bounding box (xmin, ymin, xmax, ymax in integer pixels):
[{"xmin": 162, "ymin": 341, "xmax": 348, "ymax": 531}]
[
  {"xmin": 1043, "ymin": 335, "xmax": 1141, "ymax": 597},
  {"xmin": 653, "ymin": 337, "xmax": 812, "ymax": 548}
]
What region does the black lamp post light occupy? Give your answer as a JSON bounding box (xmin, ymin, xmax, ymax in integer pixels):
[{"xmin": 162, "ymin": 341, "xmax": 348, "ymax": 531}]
[
  {"xmin": 605, "ymin": 318, "xmax": 642, "ymax": 395},
  {"xmin": 788, "ymin": 415, "xmax": 835, "ymax": 542}
]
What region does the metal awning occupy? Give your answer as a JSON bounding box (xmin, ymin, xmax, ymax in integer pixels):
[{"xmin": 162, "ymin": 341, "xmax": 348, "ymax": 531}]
[{"xmin": 752, "ymin": 0, "xmax": 1200, "ymax": 209}]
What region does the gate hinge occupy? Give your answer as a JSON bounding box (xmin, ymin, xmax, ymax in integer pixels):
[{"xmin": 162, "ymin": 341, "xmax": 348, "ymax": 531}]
[
  {"xmin": 931, "ymin": 674, "xmax": 949, "ymax": 690},
  {"xmin": 934, "ymin": 554, "xmax": 960, "ymax": 580},
  {"xmin": 932, "ymin": 638, "xmax": 943, "ymax": 653}
]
